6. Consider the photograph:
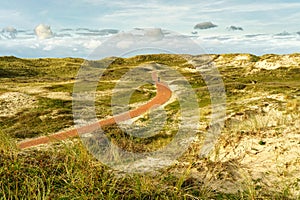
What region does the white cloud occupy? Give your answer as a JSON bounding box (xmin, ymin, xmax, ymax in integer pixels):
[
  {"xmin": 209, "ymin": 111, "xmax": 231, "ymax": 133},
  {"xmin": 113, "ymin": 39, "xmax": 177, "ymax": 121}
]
[
  {"xmin": 83, "ymin": 40, "xmax": 102, "ymax": 49},
  {"xmin": 34, "ymin": 24, "xmax": 54, "ymax": 39},
  {"xmin": 116, "ymin": 40, "xmax": 134, "ymax": 49},
  {"xmin": 144, "ymin": 28, "xmax": 164, "ymax": 41},
  {"xmin": 115, "ymin": 32, "xmax": 135, "ymax": 49}
]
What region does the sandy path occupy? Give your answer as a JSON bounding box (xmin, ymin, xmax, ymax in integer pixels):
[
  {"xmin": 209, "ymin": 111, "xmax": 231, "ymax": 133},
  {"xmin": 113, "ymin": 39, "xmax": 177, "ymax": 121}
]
[{"xmin": 18, "ymin": 79, "xmax": 172, "ymax": 149}]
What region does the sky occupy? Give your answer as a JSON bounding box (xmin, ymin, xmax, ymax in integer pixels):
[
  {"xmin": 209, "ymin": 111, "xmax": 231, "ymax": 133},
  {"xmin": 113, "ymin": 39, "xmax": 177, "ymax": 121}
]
[{"xmin": 0, "ymin": 0, "xmax": 300, "ymax": 58}]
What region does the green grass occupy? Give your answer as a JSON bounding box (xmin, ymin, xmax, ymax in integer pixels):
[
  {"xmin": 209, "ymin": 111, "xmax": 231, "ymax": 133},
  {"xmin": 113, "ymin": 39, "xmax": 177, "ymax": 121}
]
[
  {"xmin": 44, "ymin": 83, "xmax": 74, "ymax": 92},
  {"xmin": 0, "ymin": 97, "xmax": 73, "ymax": 139},
  {"xmin": 129, "ymin": 83, "xmax": 156, "ymax": 104}
]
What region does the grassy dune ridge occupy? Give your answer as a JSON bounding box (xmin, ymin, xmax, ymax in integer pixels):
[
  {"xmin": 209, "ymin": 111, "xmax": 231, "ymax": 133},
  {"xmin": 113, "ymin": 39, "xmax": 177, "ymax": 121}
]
[{"xmin": 0, "ymin": 54, "xmax": 300, "ymax": 199}]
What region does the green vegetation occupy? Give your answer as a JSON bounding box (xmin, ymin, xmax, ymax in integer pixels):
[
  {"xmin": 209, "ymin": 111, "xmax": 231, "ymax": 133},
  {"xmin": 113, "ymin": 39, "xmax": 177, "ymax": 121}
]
[
  {"xmin": 0, "ymin": 97, "xmax": 73, "ymax": 139},
  {"xmin": 44, "ymin": 83, "xmax": 74, "ymax": 92},
  {"xmin": 0, "ymin": 54, "xmax": 300, "ymax": 199},
  {"xmin": 129, "ymin": 84, "xmax": 156, "ymax": 104},
  {"xmin": 0, "ymin": 56, "xmax": 82, "ymax": 82}
]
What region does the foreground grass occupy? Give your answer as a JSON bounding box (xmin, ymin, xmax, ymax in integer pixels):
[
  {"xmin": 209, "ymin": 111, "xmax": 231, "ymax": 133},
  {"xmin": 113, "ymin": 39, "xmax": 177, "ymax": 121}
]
[
  {"xmin": 0, "ymin": 129, "xmax": 207, "ymax": 199},
  {"xmin": 1, "ymin": 133, "xmax": 295, "ymax": 199}
]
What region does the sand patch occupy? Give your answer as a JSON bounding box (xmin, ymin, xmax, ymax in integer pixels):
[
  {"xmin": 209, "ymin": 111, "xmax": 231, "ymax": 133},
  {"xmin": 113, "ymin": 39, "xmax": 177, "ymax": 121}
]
[
  {"xmin": 213, "ymin": 109, "xmax": 300, "ymax": 197},
  {"xmin": 41, "ymin": 92, "xmax": 72, "ymax": 101},
  {"xmin": 0, "ymin": 92, "xmax": 36, "ymax": 117}
]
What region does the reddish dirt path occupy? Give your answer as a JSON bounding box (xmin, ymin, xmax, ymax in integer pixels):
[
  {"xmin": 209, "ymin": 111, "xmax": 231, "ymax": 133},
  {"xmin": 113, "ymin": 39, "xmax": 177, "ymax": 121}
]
[{"xmin": 18, "ymin": 79, "xmax": 172, "ymax": 149}]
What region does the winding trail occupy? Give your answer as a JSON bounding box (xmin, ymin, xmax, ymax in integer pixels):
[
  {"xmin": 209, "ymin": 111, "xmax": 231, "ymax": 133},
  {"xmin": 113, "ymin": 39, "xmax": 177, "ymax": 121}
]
[{"xmin": 18, "ymin": 77, "xmax": 172, "ymax": 149}]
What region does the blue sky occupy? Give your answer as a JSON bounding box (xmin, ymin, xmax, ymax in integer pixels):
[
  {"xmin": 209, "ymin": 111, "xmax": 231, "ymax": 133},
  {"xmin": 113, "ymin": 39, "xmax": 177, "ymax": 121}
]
[
  {"xmin": 1, "ymin": 0, "xmax": 300, "ymax": 33},
  {"xmin": 0, "ymin": 0, "xmax": 300, "ymax": 57}
]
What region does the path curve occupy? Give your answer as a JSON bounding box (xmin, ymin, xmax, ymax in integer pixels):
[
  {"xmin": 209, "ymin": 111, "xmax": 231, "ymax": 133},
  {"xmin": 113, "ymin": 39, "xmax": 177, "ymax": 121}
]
[{"xmin": 18, "ymin": 79, "xmax": 172, "ymax": 149}]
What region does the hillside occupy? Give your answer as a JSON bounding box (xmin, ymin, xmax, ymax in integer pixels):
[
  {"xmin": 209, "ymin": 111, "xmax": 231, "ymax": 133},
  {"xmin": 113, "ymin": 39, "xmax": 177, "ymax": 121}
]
[{"xmin": 0, "ymin": 54, "xmax": 299, "ymax": 199}]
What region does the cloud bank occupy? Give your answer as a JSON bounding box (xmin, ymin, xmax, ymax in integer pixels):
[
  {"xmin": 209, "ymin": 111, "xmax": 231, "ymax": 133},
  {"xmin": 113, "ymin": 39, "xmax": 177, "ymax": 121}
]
[
  {"xmin": 275, "ymin": 31, "xmax": 291, "ymax": 36},
  {"xmin": 0, "ymin": 25, "xmax": 299, "ymax": 58}
]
